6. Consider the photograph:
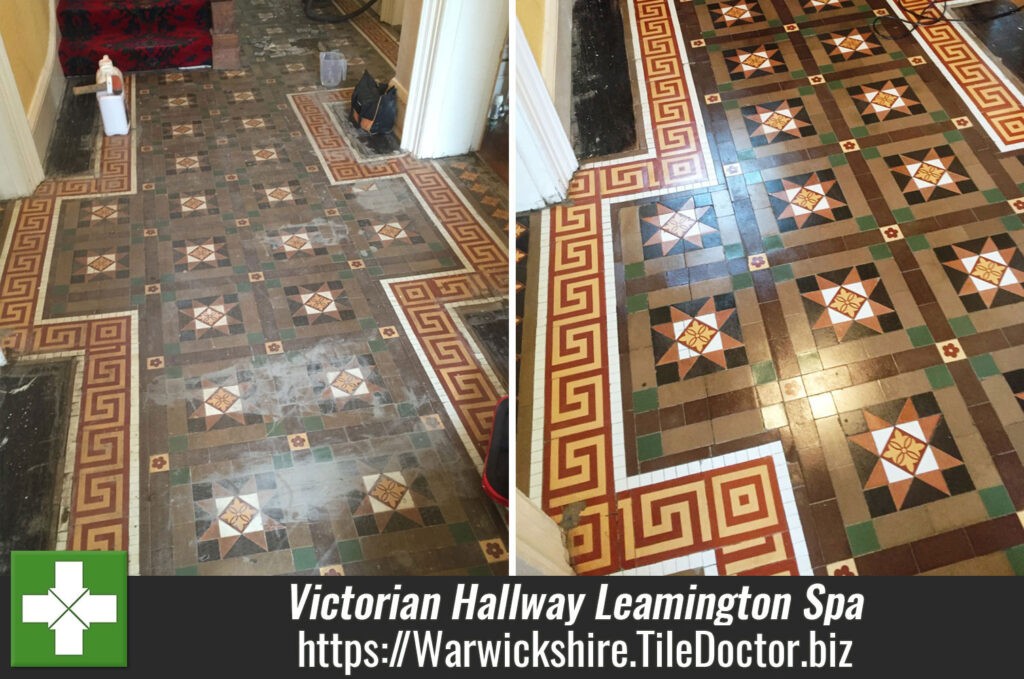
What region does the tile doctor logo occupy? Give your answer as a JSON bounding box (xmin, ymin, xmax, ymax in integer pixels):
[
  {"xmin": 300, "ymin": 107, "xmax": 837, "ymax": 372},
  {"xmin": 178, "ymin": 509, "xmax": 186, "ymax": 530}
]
[{"xmin": 10, "ymin": 551, "xmax": 127, "ymax": 667}]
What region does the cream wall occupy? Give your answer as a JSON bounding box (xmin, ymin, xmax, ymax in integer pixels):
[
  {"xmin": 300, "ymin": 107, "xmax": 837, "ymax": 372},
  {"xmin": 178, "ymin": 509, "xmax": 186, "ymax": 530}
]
[
  {"xmin": 0, "ymin": 0, "xmax": 52, "ymax": 114},
  {"xmin": 516, "ymin": 0, "xmax": 569, "ymax": 134}
]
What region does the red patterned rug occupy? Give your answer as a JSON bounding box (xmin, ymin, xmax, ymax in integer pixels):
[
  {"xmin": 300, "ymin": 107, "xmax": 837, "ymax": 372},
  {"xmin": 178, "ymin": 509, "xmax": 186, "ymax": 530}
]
[{"xmin": 58, "ymin": 0, "xmax": 212, "ymax": 76}]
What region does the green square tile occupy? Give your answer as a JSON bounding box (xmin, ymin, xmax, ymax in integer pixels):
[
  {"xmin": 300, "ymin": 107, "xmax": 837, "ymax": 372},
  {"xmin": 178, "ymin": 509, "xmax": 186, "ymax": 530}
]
[
  {"xmin": 892, "ymin": 207, "xmax": 914, "ymax": 223},
  {"xmin": 869, "ymin": 243, "xmax": 892, "ymax": 260},
  {"xmin": 790, "ymin": 69, "xmax": 806, "ymax": 79},
  {"xmin": 169, "ymin": 435, "xmax": 188, "ymax": 453},
  {"xmin": 943, "ymin": 130, "xmax": 964, "ymax": 143},
  {"xmin": 724, "ymin": 243, "xmax": 745, "ymax": 260},
  {"xmin": 969, "ymin": 353, "xmax": 1000, "ymax": 379},
  {"xmin": 983, "ymin": 188, "xmax": 1006, "ymax": 204},
  {"xmin": 737, "ymin": 148, "xmax": 756, "ymax": 161},
  {"xmin": 280, "ymin": 328, "xmax": 297, "ymax": 340},
  {"xmin": 751, "ymin": 360, "xmax": 777, "ymax": 385},
  {"xmin": 266, "ymin": 421, "xmax": 286, "ymax": 437},
  {"xmin": 731, "ymin": 272, "xmax": 753, "ymax": 290},
  {"xmin": 925, "ymin": 364, "xmax": 955, "ymax": 390},
  {"xmin": 772, "ymin": 264, "xmax": 794, "ymax": 282},
  {"xmin": 850, "ymin": 126, "xmax": 869, "ymax": 138},
  {"xmin": 1007, "ymin": 545, "xmax": 1024, "ymax": 576},
  {"xmin": 716, "ymin": 79, "xmax": 731, "ymax": 90},
  {"xmin": 246, "ymin": 332, "xmax": 264, "ymax": 344},
  {"xmin": 906, "ymin": 325, "xmax": 934, "ymax": 347},
  {"xmin": 722, "ymin": 98, "xmax": 739, "ymax": 111},
  {"xmin": 169, "ymin": 467, "xmax": 190, "ymax": 486},
  {"xmin": 798, "ymin": 85, "xmax": 814, "ymax": 96},
  {"xmin": 797, "ymin": 352, "xmax": 822, "ymax": 374},
  {"xmin": 906, "ymin": 234, "xmax": 929, "ymax": 251},
  {"xmin": 311, "ymin": 446, "xmax": 333, "ymax": 463},
  {"xmin": 292, "ymin": 546, "xmax": 318, "ymax": 571},
  {"xmin": 337, "ymin": 539, "xmax": 363, "ymax": 563},
  {"xmin": 303, "ymin": 418, "xmax": 324, "ymax": 435},
  {"xmin": 948, "ymin": 315, "xmax": 976, "ymax": 337},
  {"xmin": 175, "ymin": 566, "xmax": 198, "ymax": 576},
  {"xmin": 368, "ymin": 338, "xmax": 386, "ymax": 352},
  {"xmin": 338, "ymin": 270, "xmax": 354, "ymax": 279},
  {"xmin": 232, "ymin": 265, "xmax": 248, "ymax": 275},
  {"xmin": 707, "ymin": 44, "xmax": 722, "ymax": 53},
  {"xmin": 861, "ymin": 146, "xmax": 880, "ymax": 159},
  {"xmin": 272, "ymin": 452, "xmax": 294, "ymax": 470},
  {"xmin": 773, "ymin": 32, "xmax": 789, "ymax": 42},
  {"xmin": 410, "ymin": 431, "xmax": 431, "ymax": 448},
  {"xmin": 129, "ymin": 295, "xmax": 144, "ymax": 307},
  {"xmin": 846, "ymin": 521, "xmax": 880, "ymax": 556},
  {"xmin": 763, "ymin": 234, "xmax": 784, "ymax": 251},
  {"xmin": 827, "ymin": 80, "xmax": 845, "ymax": 91},
  {"xmin": 626, "ymin": 293, "xmax": 648, "ymax": 313},
  {"xmin": 165, "ymin": 366, "xmax": 182, "ymax": 379},
  {"xmin": 397, "ymin": 402, "xmax": 417, "ymax": 417},
  {"xmin": 794, "ymin": 13, "xmax": 807, "ymax": 21},
  {"xmin": 633, "ymin": 388, "xmax": 659, "ymax": 413},
  {"xmin": 979, "ymin": 486, "xmax": 1015, "ymax": 518},
  {"xmin": 768, "ymin": 18, "xmax": 782, "ymax": 27},
  {"xmin": 1003, "ymin": 215, "xmax": 1024, "ymax": 232},
  {"xmin": 856, "ymin": 215, "xmax": 878, "ymax": 231},
  {"xmin": 624, "ymin": 262, "xmax": 645, "ymax": 280},
  {"xmin": 637, "ymin": 433, "xmax": 663, "ymax": 461},
  {"xmin": 829, "ymin": 153, "xmax": 848, "ymax": 167},
  {"xmin": 800, "ymin": 27, "xmax": 815, "ymax": 37},
  {"xmin": 930, "ymin": 110, "xmax": 949, "ymax": 123},
  {"xmin": 448, "ymin": 522, "xmax": 475, "ymax": 544},
  {"xmin": 163, "ymin": 343, "xmax": 180, "ymax": 356},
  {"xmin": 702, "ymin": 29, "xmax": 715, "ymax": 39},
  {"xmin": 819, "ymin": 132, "xmax": 837, "ymax": 145},
  {"xmin": 744, "ymin": 170, "xmax": 764, "ymax": 185},
  {"xmin": 819, "ymin": 63, "xmax": 835, "ymax": 74},
  {"xmin": 359, "ymin": 317, "xmax": 378, "ymax": 329}
]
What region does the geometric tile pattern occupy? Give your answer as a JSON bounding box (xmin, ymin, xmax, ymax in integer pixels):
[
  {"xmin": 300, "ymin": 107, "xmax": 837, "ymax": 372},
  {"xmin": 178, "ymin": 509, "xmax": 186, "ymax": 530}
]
[
  {"xmin": 308, "ymin": 354, "xmax": 391, "ymax": 413},
  {"xmin": 724, "ymin": 44, "xmax": 786, "ymax": 80},
  {"xmin": 819, "ymin": 28, "xmax": 884, "ymax": 62},
  {"xmin": 710, "ymin": 0, "xmax": 763, "ymax": 28},
  {"xmin": 638, "ymin": 197, "xmax": 719, "ymax": 258},
  {"xmin": 765, "ymin": 169, "xmax": 850, "ymax": 231},
  {"xmin": 177, "ymin": 294, "xmax": 245, "ymax": 340},
  {"xmin": 848, "ymin": 78, "xmax": 925, "ymax": 124},
  {"xmin": 269, "ymin": 227, "xmax": 328, "ymax": 260},
  {"xmin": 935, "ymin": 234, "xmax": 1024, "ymax": 310},
  {"xmin": 846, "ymin": 394, "xmax": 973, "ymax": 517},
  {"xmin": 194, "ymin": 476, "xmax": 286, "ymax": 561},
  {"xmin": 796, "ymin": 264, "xmax": 902, "ymax": 346},
  {"xmin": 284, "ymin": 281, "xmax": 355, "ymax": 325},
  {"xmin": 650, "ymin": 293, "xmax": 747, "ymax": 384},
  {"xmin": 741, "ymin": 98, "xmax": 815, "ymax": 146},
  {"xmin": 173, "ymin": 237, "xmax": 231, "ymax": 272},
  {"xmin": 885, "ymin": 145, "xmax": 976, "ymax": 204}
]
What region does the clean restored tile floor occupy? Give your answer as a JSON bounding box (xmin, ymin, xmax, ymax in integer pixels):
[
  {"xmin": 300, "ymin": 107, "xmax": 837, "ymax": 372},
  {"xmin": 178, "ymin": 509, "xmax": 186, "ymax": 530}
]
[
  {"xmin": 520, "ymin": 0, "xmax": 1024, "ymax": 575},
  {"xmin": 0, "ymin": 0, "xmax": 508, "ymax": 575}
]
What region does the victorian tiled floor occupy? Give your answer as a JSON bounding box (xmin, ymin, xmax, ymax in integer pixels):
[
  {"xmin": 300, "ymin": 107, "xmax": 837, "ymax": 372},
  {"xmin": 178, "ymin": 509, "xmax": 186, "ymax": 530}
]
[
  {"xmin": 0, "ymin": 1, "xmax": 508, "ymax": 575},
  {"xmin": 520, "ymin": 0, "xmax": 1024, "ymax": 575}
]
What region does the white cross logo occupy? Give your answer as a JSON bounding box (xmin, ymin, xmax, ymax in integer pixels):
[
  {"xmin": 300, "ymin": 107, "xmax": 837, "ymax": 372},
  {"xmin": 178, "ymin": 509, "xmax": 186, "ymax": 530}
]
[{"xmin": 21, "ymin": 561, "xmax": 118, "ymax": 655}]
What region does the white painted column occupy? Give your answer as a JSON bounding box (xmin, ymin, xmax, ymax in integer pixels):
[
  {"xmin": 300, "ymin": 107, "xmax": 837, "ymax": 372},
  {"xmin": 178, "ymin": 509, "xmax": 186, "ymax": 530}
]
[
  {"xmin": 0, "ymin": 29, "xmax": 44, "ymax": 200},
  {"xmin": 513, "ymin": 17, "xmax": 576, "ymax": 212},
  {"xmin": 400, "ymin": 0, "xmax": 509, "ymax": 159}
]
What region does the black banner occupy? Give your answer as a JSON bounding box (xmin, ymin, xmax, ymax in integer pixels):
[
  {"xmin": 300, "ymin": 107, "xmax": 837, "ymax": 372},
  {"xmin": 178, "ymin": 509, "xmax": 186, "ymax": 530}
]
[{"xmin": 3, "ymin": 576, "xmax": 1021, "ymax": 675}]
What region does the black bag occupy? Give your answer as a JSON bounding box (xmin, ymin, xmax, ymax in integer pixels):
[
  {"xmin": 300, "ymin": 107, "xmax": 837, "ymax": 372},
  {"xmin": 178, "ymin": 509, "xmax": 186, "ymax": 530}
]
[{"xmin": 350, "ymin": 70, "xmax": 397, "ymax": 135}]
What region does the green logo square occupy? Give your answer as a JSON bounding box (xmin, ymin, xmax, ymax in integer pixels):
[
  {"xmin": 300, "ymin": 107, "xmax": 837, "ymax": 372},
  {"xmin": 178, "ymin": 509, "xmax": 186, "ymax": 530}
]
[{"xmin": 10, "ymin": 551, "xmax": 127, "ymax": 667}]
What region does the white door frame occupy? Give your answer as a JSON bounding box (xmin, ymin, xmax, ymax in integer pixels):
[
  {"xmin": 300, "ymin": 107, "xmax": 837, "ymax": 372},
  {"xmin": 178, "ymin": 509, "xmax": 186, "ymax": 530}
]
[
  {"xmin": 0, "ymin": 29, "xmax": 45, "ymax": 200},
  {"xmin": 513, "ymin": 17, "xmax": 576, "ymax": 212},
  {"xmin": 401, "ymin": 0, "xmax": 509, "ymax": 159}
]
